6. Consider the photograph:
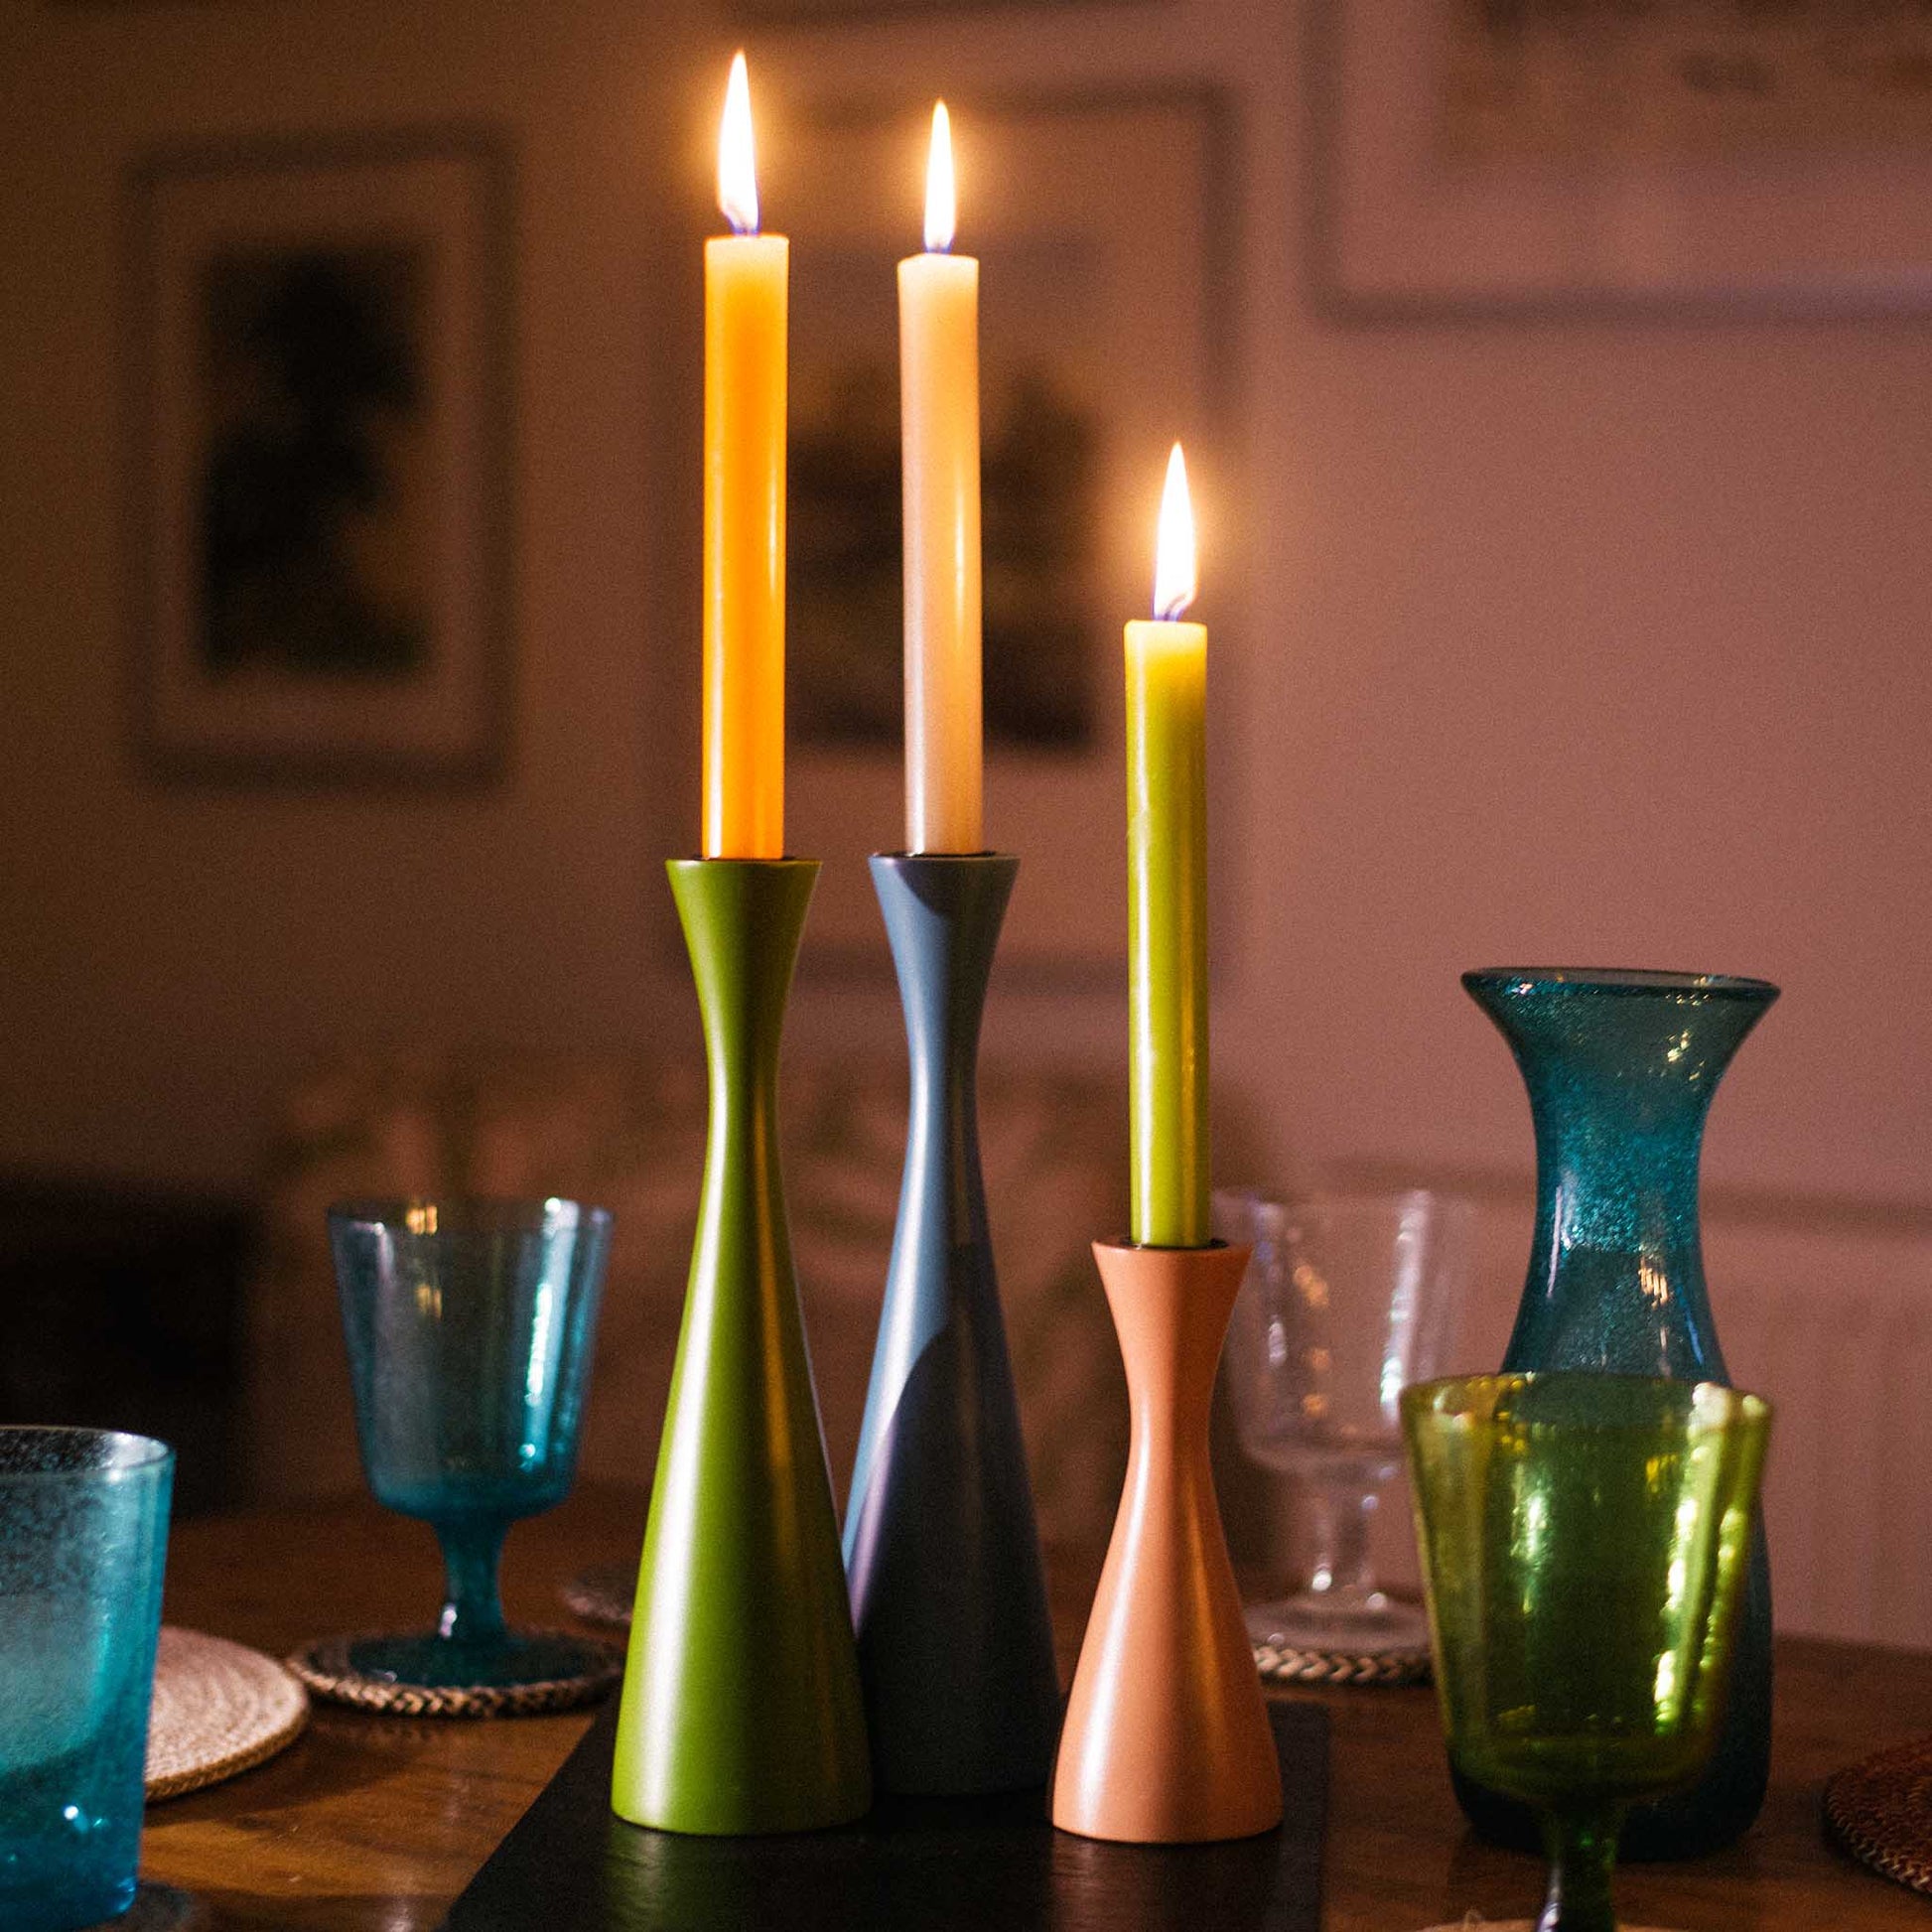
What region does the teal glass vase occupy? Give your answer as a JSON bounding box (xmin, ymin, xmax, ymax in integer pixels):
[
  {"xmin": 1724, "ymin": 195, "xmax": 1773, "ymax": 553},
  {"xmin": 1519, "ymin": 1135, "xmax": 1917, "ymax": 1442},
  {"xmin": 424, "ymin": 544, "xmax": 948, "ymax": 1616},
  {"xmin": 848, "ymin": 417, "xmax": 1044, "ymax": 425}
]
[{"xmin": 1459, "ymin": 967, "xmax": 1779, "ymax": 1861}]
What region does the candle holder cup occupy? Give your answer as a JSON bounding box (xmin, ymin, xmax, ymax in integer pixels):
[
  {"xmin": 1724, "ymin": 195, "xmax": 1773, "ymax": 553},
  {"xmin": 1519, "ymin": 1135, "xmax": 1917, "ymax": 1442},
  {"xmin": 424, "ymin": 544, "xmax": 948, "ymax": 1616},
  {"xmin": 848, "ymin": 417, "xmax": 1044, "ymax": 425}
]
[
  {"xmin": 612, "ymin": 857, "xmax": 870, "ymax": 1836},
  {"xmin": 844, "ymin": 852, "xmax": 1060, "ymax": 1797},
  {"xmin": 1051, "ymin": 1238, "xmax": 1284, "ymax": 1845}
]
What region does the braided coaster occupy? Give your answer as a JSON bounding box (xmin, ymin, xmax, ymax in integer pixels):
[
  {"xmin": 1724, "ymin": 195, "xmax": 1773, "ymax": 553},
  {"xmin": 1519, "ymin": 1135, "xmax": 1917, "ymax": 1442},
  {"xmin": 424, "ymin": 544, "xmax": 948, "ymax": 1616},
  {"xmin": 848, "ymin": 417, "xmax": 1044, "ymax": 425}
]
[
  {"xmin": 288, "ymin": 1631, "xmax": 622, "ymax": 1718},
  {"xmin": 1824, "ymin": 1732, "xmax": 1932, "ymax": 1895},
  {"xmin": 146, "ymin": 1627, "xmax": 309, "ymax": 1799},
  {"xmin": 561, "ymin": 1562, "xmax": 636, "ymax": 1628},
  {"xmin": 1255, "ymin": 1640, "xmax": 1432, "ymax": 1688}
]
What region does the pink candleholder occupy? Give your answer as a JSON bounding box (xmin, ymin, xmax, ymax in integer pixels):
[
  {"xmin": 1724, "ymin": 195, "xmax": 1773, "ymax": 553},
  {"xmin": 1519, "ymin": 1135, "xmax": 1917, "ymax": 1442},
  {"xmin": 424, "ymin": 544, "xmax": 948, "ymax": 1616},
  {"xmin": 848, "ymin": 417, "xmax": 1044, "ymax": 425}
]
[{"xmin": 1050, "ymin": 1237, "xmax": 1284, "ymax": 1845}]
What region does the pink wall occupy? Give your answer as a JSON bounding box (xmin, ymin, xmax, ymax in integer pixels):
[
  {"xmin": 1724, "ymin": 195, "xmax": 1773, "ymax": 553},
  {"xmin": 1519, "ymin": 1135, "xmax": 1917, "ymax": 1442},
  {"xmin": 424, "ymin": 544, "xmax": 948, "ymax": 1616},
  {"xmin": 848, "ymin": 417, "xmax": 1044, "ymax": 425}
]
[{"xmin": 1, "ymin": 0, "xmax": 1926, "ymax": 1236}]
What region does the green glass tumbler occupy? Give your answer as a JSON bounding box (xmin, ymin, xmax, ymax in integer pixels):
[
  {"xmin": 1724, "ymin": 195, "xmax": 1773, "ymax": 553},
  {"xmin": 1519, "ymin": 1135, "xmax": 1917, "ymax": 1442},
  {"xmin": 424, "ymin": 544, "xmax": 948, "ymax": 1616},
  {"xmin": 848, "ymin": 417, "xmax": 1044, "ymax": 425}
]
[{"xmin": 1402, "ymin": 1373, "xmax": 1770, "ymax": 1932}]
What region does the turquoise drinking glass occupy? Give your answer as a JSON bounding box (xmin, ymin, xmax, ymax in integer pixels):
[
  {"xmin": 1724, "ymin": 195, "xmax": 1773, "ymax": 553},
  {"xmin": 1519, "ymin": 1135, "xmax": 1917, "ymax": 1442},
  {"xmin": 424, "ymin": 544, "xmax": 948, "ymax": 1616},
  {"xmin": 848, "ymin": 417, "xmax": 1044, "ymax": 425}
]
[
  {"xmin": 1402, "ymin": 1373, "xmax": 1770, "ymax": 1932},
  {"xmin": 0, "ymin": 1427, "xmax": 173, "ymax": 1932},
  {"xmin": 329, "ymin": 1197, "xmax": 613, "ymax": 1689}
]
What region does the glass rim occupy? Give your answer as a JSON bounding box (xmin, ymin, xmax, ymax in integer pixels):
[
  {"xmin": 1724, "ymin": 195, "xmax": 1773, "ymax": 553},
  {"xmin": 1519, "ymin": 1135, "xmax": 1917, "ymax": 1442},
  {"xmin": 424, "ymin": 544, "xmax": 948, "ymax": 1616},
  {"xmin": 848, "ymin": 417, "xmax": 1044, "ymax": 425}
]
[
  {"xmin": 328, "ymin": 1196, "xmax": 614, "ymax": 1234},
  {"xmin": 1212, "ymin": 1184, "xmax": 1478, "ymax": 1229},
  {"xmin": 1462, "ymin": 965, "xmax": 1778, "ymax": 999},
  {"xmin": 1403, "ymin": 1369, "xmax": 1770, "ymax": 1430},
  {"xmin": 0, "ymin": 1425, "xmax": 175, "ymax": 1479}
]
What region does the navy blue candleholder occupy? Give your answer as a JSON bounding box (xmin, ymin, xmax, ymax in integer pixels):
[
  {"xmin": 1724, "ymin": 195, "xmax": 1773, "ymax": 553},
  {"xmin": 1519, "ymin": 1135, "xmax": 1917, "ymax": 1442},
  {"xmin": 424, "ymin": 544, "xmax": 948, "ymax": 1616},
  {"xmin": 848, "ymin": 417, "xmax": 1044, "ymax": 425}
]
[{"xmin": 843, "ymin": 852, "xmax": 1060, "ymax": 1797}]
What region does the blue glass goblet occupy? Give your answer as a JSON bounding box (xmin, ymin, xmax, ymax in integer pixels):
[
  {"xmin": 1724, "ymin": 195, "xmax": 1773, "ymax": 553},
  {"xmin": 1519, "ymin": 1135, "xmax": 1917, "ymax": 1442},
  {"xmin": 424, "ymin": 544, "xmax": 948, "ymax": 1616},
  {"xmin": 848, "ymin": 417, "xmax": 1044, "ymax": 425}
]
[{"xmin": 329, "ymin": 1197, "xmax": 613, "ymax": 1689}]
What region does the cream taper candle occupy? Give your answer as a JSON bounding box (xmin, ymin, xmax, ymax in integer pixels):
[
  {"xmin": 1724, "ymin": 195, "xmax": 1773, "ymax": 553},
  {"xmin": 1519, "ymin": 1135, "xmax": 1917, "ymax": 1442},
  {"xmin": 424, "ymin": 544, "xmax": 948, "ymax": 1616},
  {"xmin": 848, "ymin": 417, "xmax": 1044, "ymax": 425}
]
[{"xmin": 898, "ymin": 102, "xmax": 983, "ymax": 854}]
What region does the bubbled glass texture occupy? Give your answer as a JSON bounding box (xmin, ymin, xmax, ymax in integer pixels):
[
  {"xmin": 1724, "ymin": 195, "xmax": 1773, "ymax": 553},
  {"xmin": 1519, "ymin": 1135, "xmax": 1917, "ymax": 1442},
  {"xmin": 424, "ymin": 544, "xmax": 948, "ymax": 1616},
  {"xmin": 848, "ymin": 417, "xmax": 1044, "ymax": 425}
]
[
  {"xmin": 0, "ymin": 1428, "xmax": 173, "ymax": 1932},
  {"xmin": 1404, "ymin": 1372, "xmax": 1770, "ymax": 1932},
  {"xmin": 1458, "ymin": 967, "xmax": 1778, "ymax": 1861}
]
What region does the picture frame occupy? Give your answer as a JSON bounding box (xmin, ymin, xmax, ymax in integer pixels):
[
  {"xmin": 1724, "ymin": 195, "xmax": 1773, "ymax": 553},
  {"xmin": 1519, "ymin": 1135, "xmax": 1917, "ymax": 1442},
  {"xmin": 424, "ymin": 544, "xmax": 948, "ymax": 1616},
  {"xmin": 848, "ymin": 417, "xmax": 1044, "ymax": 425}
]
[
  {"xmin": 775, "ymin": 86, "xmax": 1236, "ymax": 977},
  {"xmin": 1311, "ymin": 0, "xmax": 1932, "ymax": 317},
  {"xmin": 736, "ymin": 0, "xmax": 1048, "ymax": 21},
  {"xmin": 127, "ymin": 129, "xmax": 511, "ymax": 785}
]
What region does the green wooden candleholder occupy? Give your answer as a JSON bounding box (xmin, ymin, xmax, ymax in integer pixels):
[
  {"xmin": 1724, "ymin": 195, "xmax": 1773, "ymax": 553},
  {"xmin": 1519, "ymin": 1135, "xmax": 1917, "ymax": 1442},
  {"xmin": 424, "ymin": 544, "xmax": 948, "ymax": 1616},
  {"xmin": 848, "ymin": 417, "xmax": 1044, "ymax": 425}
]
[{"xmin": 611, "ymin": 857, "xmax": 870, "ymax": 1836}]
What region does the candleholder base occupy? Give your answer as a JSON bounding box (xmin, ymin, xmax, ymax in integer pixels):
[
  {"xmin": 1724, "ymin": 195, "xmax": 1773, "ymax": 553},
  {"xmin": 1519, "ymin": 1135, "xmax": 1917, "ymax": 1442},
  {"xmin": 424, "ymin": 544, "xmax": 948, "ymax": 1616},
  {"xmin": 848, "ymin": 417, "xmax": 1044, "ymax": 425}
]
[
  {"xmin": 612, "ymin": 857, "xmax": 870, "ymax": 1836},
  {"xmin": 844, "ymin": 852, "xmax": 1059, "ymax": 1797},
  {"xmin": 1051, "ymin": 1238, "xmax": 1284, "ymax": 1845}
]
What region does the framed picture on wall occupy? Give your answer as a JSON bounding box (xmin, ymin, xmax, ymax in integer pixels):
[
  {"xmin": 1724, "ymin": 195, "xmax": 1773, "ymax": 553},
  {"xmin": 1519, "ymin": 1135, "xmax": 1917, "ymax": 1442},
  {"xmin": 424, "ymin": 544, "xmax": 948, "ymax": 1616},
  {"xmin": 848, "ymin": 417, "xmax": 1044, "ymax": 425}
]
[
  {"xmin": 1312, "ymin": 0, "xmax": 1932, "ymax": 315},
  {"xmin": 127, "ymin": 130, "xmax": 511, "ymax": 784},
  {"xmin": 776, "ymin": 86, "xmax": 1235, "ymax": 977}
]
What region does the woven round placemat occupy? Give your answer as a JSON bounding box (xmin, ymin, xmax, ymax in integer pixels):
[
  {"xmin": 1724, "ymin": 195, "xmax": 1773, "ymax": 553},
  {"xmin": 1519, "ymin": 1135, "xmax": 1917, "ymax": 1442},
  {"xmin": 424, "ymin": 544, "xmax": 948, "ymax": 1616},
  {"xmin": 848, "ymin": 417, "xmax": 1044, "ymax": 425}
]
[
  {"xmin": 1824, "ymin": 1731, "xmax": 1932, "ymax": 1894},
  {"xmin": 561, "ymin": 1562, "xmax": 636, "ymax": 1628},
  {"xmin": 1255, "ymin": 1640, "xmax": 1432, "ymax": 1687},
  {"xmin": 288, "ymin": 1631, "xmax": 622, "ymax": 1718},
  {"xmin": 1418, "ymin": 1921, "xmax": 1681, "ymax": 1930},
  {"xmin": 146, "ymin": 1627, "xmax": 309, "ymax": 1800}
]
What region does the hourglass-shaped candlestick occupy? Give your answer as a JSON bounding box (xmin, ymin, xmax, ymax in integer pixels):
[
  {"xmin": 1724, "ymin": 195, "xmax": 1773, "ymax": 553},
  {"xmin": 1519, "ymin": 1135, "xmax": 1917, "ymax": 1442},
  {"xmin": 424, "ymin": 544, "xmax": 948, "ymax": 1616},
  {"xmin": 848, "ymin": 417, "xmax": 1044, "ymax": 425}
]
[
  {"xmin": 845, "ymin": 852, "xmax": 1059, "ymax": 1797},
  {"xmin": 1051, "ymin": 1238, "xmax": 1283, "ymax": 1844},
  {"xmin": 612, "ymin": 858, "xmax": 870, "ymax": 1836}
]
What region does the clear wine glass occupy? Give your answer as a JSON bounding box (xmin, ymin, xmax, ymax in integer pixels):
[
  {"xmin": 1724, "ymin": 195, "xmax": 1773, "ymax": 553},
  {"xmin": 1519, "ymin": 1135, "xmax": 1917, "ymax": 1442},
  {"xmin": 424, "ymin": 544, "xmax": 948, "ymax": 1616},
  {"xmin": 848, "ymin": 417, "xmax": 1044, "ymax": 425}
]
[{"xmin": 1214, "ymin": 1188, "xmax": 1472, "ymax": 1656}]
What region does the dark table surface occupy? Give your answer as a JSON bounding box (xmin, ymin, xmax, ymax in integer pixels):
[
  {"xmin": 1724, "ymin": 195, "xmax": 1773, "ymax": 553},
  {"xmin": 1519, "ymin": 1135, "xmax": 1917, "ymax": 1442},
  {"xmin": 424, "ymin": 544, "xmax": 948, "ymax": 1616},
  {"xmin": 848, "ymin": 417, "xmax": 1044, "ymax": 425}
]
[{"xmin": 148, "ymin": 1484, "xmax": 1932, "ymax": 1930}]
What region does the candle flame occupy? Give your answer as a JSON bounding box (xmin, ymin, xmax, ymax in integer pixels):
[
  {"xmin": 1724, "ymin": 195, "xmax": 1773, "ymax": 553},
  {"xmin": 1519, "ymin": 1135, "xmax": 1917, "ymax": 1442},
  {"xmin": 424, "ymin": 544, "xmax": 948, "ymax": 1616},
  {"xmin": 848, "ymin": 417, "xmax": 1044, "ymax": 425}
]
[
  {"xmin": 1153, "ymin": 443, "xmax": 1196, "ymax": 621},
  {"xmin": 718, "ymin": 52, "xmax": 759, "ymax": 234},
  {"xmin": 924, "ymin": 101, "xmax": 955, "ymax": 253}
]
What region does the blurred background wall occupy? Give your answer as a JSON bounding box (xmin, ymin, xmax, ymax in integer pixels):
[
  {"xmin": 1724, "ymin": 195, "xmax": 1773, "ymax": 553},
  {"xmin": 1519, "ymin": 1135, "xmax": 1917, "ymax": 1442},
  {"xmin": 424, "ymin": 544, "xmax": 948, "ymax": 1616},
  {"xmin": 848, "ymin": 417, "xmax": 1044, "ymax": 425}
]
[{"xmin": 2, "ymin": 0, "xmax": 1929, "ymax": 1630}]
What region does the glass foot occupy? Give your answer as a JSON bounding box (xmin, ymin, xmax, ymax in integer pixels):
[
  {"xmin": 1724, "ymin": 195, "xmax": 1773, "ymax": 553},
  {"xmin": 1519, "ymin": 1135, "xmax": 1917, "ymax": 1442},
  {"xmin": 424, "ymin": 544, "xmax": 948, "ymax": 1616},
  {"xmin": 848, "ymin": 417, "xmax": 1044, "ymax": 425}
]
[
  {"xmin": 16, "ymin": 1874, "xmax": 200, "ymax": 1932},
  {"xmin": 1245, "ymin": 1591, "xmax": 1430, "ymax": 1656},
  {"xmin": 80, "ymin": 1884, "xmax": 203, "ymax": 1931},
  {"xmin": 346, "ymin": 1627, "xmax": 614, "ymax": 1690},
  {"xmin": 561, "ymin": 1561, "xmax": 636, "ymax": 1628}
]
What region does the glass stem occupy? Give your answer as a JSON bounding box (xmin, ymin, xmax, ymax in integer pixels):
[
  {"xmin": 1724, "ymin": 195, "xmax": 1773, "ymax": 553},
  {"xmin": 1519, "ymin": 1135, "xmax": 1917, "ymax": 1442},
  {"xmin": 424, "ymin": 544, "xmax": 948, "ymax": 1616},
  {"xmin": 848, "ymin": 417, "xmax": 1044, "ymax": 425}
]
[
  {"xmin": 435, "ymin": 1520, "xmax": 508, "ymax": 1645},
  {"xmin": 1537, "ymin": 1804, "xmax": 1622, "ymax": 1932},
  {"xmin": 1306, "ymin": 1474, "xmax": 1378, "ymax": 1600}
]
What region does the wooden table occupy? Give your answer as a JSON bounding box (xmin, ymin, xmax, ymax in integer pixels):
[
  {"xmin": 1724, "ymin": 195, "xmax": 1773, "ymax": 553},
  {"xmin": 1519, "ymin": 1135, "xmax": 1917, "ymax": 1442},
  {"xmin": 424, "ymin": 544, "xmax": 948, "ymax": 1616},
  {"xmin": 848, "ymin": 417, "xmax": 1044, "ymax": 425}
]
[{"xmin": 148, "ymin": 1485, "xmax": 1932, "ymax": 1930}]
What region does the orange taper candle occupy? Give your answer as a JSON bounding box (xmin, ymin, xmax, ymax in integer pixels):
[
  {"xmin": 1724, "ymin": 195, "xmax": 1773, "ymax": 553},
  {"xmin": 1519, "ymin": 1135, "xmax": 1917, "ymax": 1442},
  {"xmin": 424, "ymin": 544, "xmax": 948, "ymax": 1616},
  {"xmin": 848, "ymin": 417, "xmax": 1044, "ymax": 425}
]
[{"xmin": 703, "ymin": 52, "xmax": 787, "ymax": 858}]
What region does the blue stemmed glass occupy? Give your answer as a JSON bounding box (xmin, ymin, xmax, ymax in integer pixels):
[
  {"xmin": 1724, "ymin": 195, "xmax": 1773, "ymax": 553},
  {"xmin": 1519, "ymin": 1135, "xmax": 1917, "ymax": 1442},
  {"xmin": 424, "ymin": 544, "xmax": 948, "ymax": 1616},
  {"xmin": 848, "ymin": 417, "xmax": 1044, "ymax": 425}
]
[{"xmin": 329, "ymin": 1197, "xmax": 613, "ymax": 1689}]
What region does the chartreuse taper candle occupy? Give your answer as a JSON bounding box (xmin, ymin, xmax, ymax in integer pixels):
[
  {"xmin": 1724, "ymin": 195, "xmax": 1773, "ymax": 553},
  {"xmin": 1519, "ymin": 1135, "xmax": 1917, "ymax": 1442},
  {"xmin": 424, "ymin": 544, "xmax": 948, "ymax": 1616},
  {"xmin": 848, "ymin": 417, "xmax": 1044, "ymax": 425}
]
[
  {"xmin": 1053, "ymin": 450, "xmax": 1275, "ymax": 1841},
  {"xmin": 703, "ymin": 52, "xmax": 786, "ymax": 860},
  {"xmin": 1126, "ymin": 445, "xmax": 1209, "ymax": 1248}
]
